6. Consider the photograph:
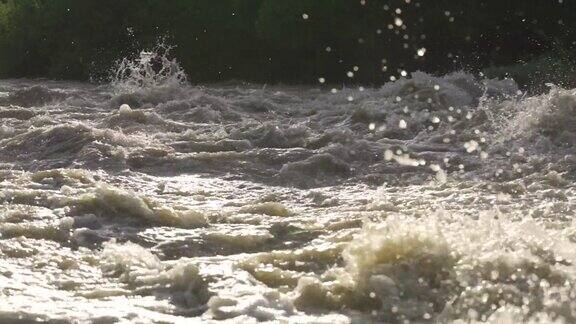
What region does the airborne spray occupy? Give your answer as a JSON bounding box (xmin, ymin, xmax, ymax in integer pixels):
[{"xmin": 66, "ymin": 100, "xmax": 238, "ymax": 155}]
[{"xmin": 111, "ymin": 42, "xmax": 188, "ymax": 93}]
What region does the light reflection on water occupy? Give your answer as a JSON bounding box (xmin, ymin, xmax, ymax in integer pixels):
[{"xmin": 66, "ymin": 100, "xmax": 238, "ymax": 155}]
[{"xmin": 0, "ymin": 72, "xmax": 576, "ymax": 322}]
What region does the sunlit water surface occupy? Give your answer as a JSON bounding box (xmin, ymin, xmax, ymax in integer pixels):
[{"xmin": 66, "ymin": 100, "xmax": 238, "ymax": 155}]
[{"xmin": 2, "ymin": 57, "xmax": 576, "ymax": 323}]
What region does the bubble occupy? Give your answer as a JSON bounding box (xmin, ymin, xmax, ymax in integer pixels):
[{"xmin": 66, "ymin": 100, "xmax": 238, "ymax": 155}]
[
  {"xmin": 318, "ymin": 77, "xmax": 326, "ymax": 84},
  {"xmin": 119, "ymin": 104, "xmax": 132, "ymax": 113},
  {"xmin": 384, "ymin": 150, "xmax": 394, "ymax": 160},
  {"xmin": 464, "ymin": 140, "xmax": 479, "ymax": 153},
  {"xmin": 368, "ymin": 123, "xmax": 376, "ymax": 131},
  {"xmin": 417, "ymin": 48, "xmax": 427, "ymax": 56},
  {"xmin": 302, "ymin": 13, "xmax": 309, "ymax": 20},
  {"xmin": 394, "ymin": 17, "xmax": 403, "ymax": 27},
  {"xmin": 347, "ymin": 71, "xmax": 354, "ymax": 78},
  {"xmin": 399, "ymin": 119, "xmax": 407, "ymax": 129}
]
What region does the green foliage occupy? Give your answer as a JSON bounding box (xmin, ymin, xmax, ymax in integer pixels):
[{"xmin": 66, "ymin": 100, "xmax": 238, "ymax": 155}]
[{"xmin": 0, "ymin": 0, "xmax": 573, "ymax": 85}]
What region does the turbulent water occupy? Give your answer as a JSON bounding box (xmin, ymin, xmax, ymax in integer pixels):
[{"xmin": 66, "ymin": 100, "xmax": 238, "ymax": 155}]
[{"xmin": 2, "ymin": 55, "xmax": 576, "ymax": 323}]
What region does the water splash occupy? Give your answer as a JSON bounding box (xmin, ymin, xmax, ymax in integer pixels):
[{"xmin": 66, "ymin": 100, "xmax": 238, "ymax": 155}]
[{"xmin": 110, "ymin": 43, "xmax": 188, "ymax": 92}]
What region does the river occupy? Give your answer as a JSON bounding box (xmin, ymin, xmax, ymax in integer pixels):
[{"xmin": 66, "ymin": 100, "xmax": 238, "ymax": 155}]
[{"xmin": 1, "ymin": 55, "xmax": 576, "ymax": 323}]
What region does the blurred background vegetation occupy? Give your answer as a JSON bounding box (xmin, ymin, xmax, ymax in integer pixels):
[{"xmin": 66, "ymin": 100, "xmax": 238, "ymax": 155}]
[{"xmin": 0, "ymin": 0, "xmax": 574, "ymax": 89}]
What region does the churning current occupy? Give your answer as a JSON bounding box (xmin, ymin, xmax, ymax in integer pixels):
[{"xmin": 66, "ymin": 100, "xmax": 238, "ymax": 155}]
[{"xmin": 2, "ymin": 53, "xmax": 576, "ymax": 323}]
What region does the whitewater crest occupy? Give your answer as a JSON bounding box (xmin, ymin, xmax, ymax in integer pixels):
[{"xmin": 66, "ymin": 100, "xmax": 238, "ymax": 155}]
[{"xmin": 2, "ymin": 61, "xmax": 576, "ymax": 322}]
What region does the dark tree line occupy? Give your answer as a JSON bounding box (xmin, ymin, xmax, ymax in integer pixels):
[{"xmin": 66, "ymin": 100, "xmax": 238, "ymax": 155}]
[{"xmin": 0, "ymin": 0, "xmax": 574, "ymax": 86}]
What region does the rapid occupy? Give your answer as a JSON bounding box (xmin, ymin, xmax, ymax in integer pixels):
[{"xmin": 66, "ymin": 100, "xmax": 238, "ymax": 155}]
[{"xmin": 2, "ymin": 52, "xmax": 576, "ymax": 323}]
